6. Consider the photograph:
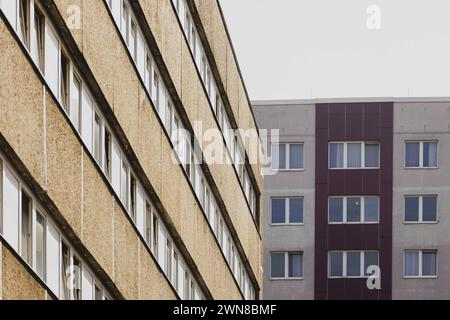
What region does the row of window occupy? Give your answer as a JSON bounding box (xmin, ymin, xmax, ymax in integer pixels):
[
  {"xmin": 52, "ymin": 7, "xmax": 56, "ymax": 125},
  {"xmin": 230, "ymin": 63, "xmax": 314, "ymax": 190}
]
[
  {"xmin": 1, "ymin": 0, "xmax": 205, "ymax": 300},
  {"xmin": 270, "ymin": 140, "xmax": 439, "ymax": 171},
  {"xmin": 271, "ymin": 195, "xmax": 438, "ymax": 225},
  {"xmin": 170, "ymin": 0, "xmax": 258, "ymax": 219},
  {"xmin": 270, "ymin": 250, "xmax": 438, "ymax": 279},
  {"xmin": 106, "ymin": 0, "xmax": 255, "ymax": 299},
  {"xmin": 0, "ymin": 156, "xmax": 110, "ymax": 300}
]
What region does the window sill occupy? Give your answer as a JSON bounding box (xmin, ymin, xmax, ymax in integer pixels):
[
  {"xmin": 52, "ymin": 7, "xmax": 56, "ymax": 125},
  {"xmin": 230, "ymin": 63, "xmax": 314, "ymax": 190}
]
[
  {"xmin": 329, "ymin": 167, "xmax": 380, "ymax": 170},
  {"xmin": 328, "ymin": 222, "xmax": 379, "ymax": 225},
  {"xmin": 403, "ymin": 276, "xmax": 438, "ymax": 279},
  {"xmin": 403, "ymin": 167, "xmax": 439, "ymax": 170},
  {"xmin": 403, "ymin": 221, "xmax": 439, "ymax": 225},
  {"xmin": 270, "ymin": 223, "xmax": 305, "ymax": 227},
  {"xmin": 271, "ymin": 168, "xmax": 305, "ymax": 173},
  {"xmin": 270, "ymin": 277, "xmax": 304, "ymax": 281}
]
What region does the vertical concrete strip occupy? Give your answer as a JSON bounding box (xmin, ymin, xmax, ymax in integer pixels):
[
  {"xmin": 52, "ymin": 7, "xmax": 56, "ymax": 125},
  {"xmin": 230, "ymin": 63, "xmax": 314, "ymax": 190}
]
[
  {"xmin": 43, "ymin": 86, "xmax": 48, "ymax": 190},
  {"xmin": 112, "ymin": 200, "xmax": 115, "ymax": 282},
  {"xmin": 80, "ymin": 148, "xmax": 84, "ymax": 240},
  {"xmin": 0, "ymin": 243, "xmax": 3, "ymax": 300}
]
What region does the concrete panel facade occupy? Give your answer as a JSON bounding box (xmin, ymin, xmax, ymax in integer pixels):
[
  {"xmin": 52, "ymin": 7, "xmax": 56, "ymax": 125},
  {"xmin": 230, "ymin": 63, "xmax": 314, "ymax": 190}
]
[
  {"xmin": 253, "ymin": 103, "xmax": 316, "ymax": 300},
  {"xmin": 392, "ymin": 102, "xmax": 450, "ymax": 299}
]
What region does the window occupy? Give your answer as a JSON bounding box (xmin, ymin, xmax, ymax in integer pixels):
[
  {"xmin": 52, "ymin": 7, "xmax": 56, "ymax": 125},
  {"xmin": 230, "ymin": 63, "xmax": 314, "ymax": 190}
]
[
  {"xmin": 328, "ymin": 251, "xmax": 379, "ymax": 278},
  {"xmin": 152, "ymin": 70, "xmax": 159, "ymax": 106},
  {"xmin": 94, "ymin": 112, "xmax": 102, "ymax": 166},
  {"xmin": 130, "ymin": 20, "xmax": 137, "ymax": 61},
  {"xmin": 130, "ymin": 175, "xmax": 136, "ymax": 222},
  {"xmin": 328, "ymin": 196, "xmax": 379, "ymax": 223},
  {"xmin": 61, "ymin": 241, "xmax": 71, "ymax": 299},
  {"xmin": 121, "ymin": 0, "xmax": 129, "ymax": 43},
  {"xmin": 121, "ymin": 161, "xmax": 129, "ymax": 208},
  {"xmin": 35, "ymin": 210, "xmax": 46, "ymax": 280},
  {"xmin": 405, "ymin": 141, "xmax": 438, "ymax": 168},
  {"xmin": 21, "ymin": 191, "xmax": 32, "ymax": 264},
  {"xmin": 60, "ymin": 51, "xmax": 70, "ymax": 111},
  {"xmin": 104, "ymin": 128, "xmax": 111, "ymax": 179},
  {"xmin": 95, "ymin": 284, "xmax": 103, "ymax": 300},
  {"xmin": 329, "ymin": 142, "xmax": 380, "ymax": 169},
  {"xmin": 73, "ymin": 255, "xmax": 82, "ymax": 300},
  {"xmin": 145, "ymin": 54, "xmax": 152, "ymax": 92},
  {"xmin": 145, "ymin": 201, "xmax": 152, "ymax": 246},
  {"xmin": 271, "ymin": 197, "xmax": 303, "ymax": 224},
  {"xmin": 271, "ymin": 143, "xmax": 304, "ymax": 170},
  {"xmin": 152, "ymin": 214, "xmax": 159, "ymax": 256},
  {"xmin": 31, "ymin": 5, "xmax": 45, "ymax": 70},
  {"xmin": 70, "ymin": 74, "xmax": 81, "ymax": 131},
  {"xmin": 173, "ymin": 251, "xmax": 179, "ymax": 290},
  {"xmin": 184, "ymin": 271, "xmax": 190, "ymax": 300},
  {"xmin": 270, "ymin": 252, "xmax": 303, "ymax": 279},
  {"xmin": 405, "ymin": 195, "xmax": 437, "ymax": 223},
  {"xmin": 404, "ymin": 250, "xmax": 437, "ymax": 277},
  {"xmin": 166, "ymin": 239, "xmax": 172, "ymax": 281},
  {"xmin": 18, "ymin": 0, "xmax": 30, "ymax": 48}
]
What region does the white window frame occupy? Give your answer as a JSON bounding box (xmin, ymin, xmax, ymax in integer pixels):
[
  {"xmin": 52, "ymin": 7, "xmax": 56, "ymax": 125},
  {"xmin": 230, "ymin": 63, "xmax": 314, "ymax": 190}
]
[
  {"xmin": 328, "ymin": 196, "xmax": 379, "ymax": 224},
  {"xmin": 328, "ymin": 250, "xmax": 379, "ymax": 279},
  {"xmin": 404, "ymin": 195, "xmax": 438, "ymax": 224},
  {"xmin": 328, "ymin": 141, "xmax": 380, "ymax": 170},
  {"xmin": 404, "ymin": 140, "xmax": 439, "ymax": 169},
  {"xmin": 270, "ymin": 197, "xmax": 304, "ymax": 226},
  {"xmin": 271, "ymin": 142, "xmax": 305, "ymax": 171},
  {"xmin": 403, "ymin": 250, "xmax": 438, "ymax": 279},
  {"xmin": 270, "ymin": 251, "xmax": 304, "ymax": 280}
]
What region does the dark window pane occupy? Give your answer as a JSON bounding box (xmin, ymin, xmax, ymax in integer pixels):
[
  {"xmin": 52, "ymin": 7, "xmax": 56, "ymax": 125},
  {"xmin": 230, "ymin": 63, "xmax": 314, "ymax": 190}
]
[
  {"xmin": 289, "ymin": 198, "xmax": 303, "ymax": 223},
  {"xmin": 423, "ymin": 142, "xmax": 437, "ymax": 167},
  {"xmin": 364, "ymin": 197, "xmax": 379, "ymax": 222},
  {"xmin": 271, "ymin": 199, "xmax": 286, "ymax": 224},
  {"xmin": 289, "ymin": 144, "xmax": 303, "ymax": 169},
  {"xmin": 328, "ymin": 198, "xmax": 343, "ymax": 223},
  {"xmin": 271, "ymin": 253, "xmax": 285, "ymax": 278},
  {"xmin": 278, "ymin": 144, "xmax": 286, "ymax": 169},
  {"xmin": 329, "ymin": 143, "xmax": 344, "ymax": 168},
  {"xmin": 405, "ymin": 251, "xmax": 419, "ymax": 276},
  {"xmin": 405, "ymin": 142, "xmax": 420, "ymax": 167},
  {"xmin": 347, "ymin": 143, "xmax": 362, "ymax": 168},
  {"xmin": 329, "ymin": 252, "xmax": 343, "ymax": 277},
  {"xmin": 422, "ymin": 252, "xmax": 437, "ymax": 276},
  {"xmin": 347, "ymin": 197, "xmax": 361, "ymax": 222},
  {"xmin": 423, "ymin": 196, "xmax": 437, "ymax": 222},
  {"xmin": 346, "ymin": 252, "xmax": 361, "ymax": 277},
  {"xmin": 365, "ymin": 143, "xmax": 380, "ymax": 167},
  {"xmin": 364, "ymin": 252, "xmax": 379, "ymax": 276},
  {"xmin": 405, "ymin": 197, "xmax": 419, "ymax": 222},
  {"xmin": 288, "ymin": 253, "xmax": 303, "ymax": 278}
]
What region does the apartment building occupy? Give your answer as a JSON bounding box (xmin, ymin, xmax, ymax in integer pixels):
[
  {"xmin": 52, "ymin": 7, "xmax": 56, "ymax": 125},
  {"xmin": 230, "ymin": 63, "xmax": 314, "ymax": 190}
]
[
  {"xmin": 254, "ymin": 98, "xmax": 450, "ymax": 300},
  {"xmin": 0, "ymin": 0, "xmax": 263, "ymax": 300}
]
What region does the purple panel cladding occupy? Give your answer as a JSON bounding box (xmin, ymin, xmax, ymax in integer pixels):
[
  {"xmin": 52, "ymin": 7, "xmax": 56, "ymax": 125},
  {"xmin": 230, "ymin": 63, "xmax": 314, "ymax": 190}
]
[{"xmin": 314, "ymin": 102, "xmax": 393, "ymax": 300}]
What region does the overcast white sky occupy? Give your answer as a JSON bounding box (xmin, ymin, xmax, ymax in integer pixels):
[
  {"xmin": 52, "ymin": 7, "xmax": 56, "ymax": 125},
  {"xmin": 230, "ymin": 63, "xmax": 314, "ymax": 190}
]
[{"xmin": 219, "ymin": 0, "xmax": 450, "ymax": 101}]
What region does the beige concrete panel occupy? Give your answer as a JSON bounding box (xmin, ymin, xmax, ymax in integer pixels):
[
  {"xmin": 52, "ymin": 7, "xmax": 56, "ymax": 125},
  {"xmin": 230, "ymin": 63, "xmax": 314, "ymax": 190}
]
[
  {"xmin": 82, "ymin": 152, "xmax": 114, "ymax": 276},
  {"xmin": 113, "ymin": 202, "xmax": 139, "ymax": 300},
  {"xmin": 2, "ymin": 245, "xmax": 46, "ymax": 300},
  {"xmin": 80, "ymin": 0, "xmax": 116, "ymax": 107},
  {"xmin": 45, "ymin": 94, "xmax": 82, "ymax": 236},
  {"xmin": 112, "ymin": 43, "xmax": 141, "ymax": 148},
  {"xmin": 225, "ymin": 45, "xmax": 240, "ymax": 119},
  {"xmin": 0, "ymin": 20, "xmax": 45, "ymax": 187},
  {"xmin": 181, "ymin": 43, "xmax": 201, "ymax": 123},
  {"xmin": 52, "ymin": 0, "xmax": 83, "ymax": 50},
  {"xmin": 137, "ymin": 88, "xmax": 163, "ymax": 196},
  {"xmin": 155, "ymin": 0, "xmax": 183, "ymax": 94},
  {"xmin": 138, "ymin": 244, "xmax": 177, "ymax": 300}
]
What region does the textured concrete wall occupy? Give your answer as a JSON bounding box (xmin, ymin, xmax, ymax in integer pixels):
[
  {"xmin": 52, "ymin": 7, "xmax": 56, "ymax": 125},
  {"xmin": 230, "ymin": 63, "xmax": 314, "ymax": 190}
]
[
  {"xmin": 50, "ymin": 0, "xmax": 261, "ymax": 296},
  {"xmin": 1, "ymin": 243, "xmax": 48, "ymax": 300},
  {"xmin": 0, "ymin": 16, "xmax": 176, "ymax": 300},
  {"xmin": 392, "ymin": 102, "xmax": 450, "ymax": 299},
  {"xmin": 253, "ymin": 104, "xmax": 316, "ymax": 300}
]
